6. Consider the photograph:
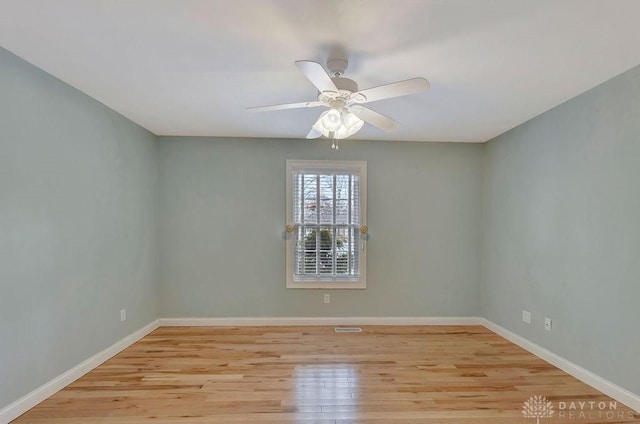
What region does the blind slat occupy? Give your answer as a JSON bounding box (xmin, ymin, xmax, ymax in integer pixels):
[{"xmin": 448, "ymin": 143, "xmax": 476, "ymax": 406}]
[{"xmin": 292, "ymin": 168, "xmax": 362, "ymax": 281}]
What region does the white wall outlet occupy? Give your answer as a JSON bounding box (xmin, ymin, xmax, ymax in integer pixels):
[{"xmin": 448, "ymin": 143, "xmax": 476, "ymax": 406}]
[
  {"xmin": 522, "ymin": 310, "xmax": 531, "ymax": 324},
  {"xmin": 324, "ymin": 294, "xmax": 330, "ymax": 304},
  {"xmin": 544, "ymin": 317, "xmax": 552, "ymax": 331},
  {"xmin": 120, "ymin": 309, "xmax": 127, "ymax": 322}
]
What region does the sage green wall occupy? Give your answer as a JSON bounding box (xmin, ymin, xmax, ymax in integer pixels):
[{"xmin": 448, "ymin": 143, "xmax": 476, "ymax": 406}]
[
  {"xmin": 482, "ymin": 65, "xmax": 640, "ymax": 394},
  {"xmin": 158, "ymin": 137, "xmax": 483, "ymax": 317},
  {"xmin": 0, "ymin": 48, "xmax": 159, "ymax": 407}
]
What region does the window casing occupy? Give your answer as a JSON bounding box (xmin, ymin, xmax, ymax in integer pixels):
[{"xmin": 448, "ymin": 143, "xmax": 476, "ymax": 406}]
[{"xmin": 286, "ymin": 160, "xmax": 367, "ymax": 289}]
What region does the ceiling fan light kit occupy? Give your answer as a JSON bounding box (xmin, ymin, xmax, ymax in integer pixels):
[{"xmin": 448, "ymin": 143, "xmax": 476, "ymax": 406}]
[
  {"xmin": 248, "ymin": 52, "xmax": 430, "ymax": 148},
  {"xmin": 312, "ymin": 109, "xmax": 364, "ymax": 139}
]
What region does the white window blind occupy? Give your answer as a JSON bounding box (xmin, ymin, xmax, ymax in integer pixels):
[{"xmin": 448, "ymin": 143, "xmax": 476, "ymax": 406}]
[{"xmin": 286, "ymin": 161, "xmax": 367, "ymax": 289}]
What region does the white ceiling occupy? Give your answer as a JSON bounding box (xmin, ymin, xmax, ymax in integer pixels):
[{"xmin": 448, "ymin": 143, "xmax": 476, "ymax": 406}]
[{"xmin": 1, "ymin": 1, "xmax": 640, "ymax": 143}]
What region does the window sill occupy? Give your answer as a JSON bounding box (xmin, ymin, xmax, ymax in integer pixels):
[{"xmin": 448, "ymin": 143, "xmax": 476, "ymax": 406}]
[{"xmin": 286, "ymin": 280, "xmax": 366, "ymax": 289}]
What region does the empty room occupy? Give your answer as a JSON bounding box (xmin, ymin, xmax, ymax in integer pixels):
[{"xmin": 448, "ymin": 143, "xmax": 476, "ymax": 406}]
[{"xmin": 1, "ymin": 1, "xmax": 639, "ymax": 423}]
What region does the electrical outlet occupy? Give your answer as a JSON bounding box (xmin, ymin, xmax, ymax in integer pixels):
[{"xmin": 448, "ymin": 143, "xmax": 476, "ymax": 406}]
[
  {"xmin": 522, "ymin": 310, "xmax": 531, "ymax": 324},
  {"xmin": 120, "ymin": 309, "xmax": 127, "ymax": 322},
  {"xmin": 544, "ymin": 317, "xmax": 552, "ymax": 331},
  {"xmin": 324, "ymin": 294, "xmax": 330, "ymax": 304}
]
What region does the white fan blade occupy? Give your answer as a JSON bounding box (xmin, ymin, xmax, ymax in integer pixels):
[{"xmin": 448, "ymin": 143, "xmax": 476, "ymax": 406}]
[
  {"xmin": 306, "ymin": 127, "xmax": 322, "ymax": 139},
  {"xmin": 247, "ymin": 101, "xmax": 323, "ymax": 112},
  {"xmin": 295, "ymin": 61, "xmax": 338, "ymax": 93},
  {"xmin": 350, "ymin": 106, "xmax": 399, "ymax": 132},
  {"xmin": 352, "ymin": 77, "xmax": 430, "ymax": 104}
]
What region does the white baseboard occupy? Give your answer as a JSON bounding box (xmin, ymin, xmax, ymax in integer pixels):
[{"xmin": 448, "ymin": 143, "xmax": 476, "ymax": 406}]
[
  {"xmin": 0, "ymin": 319, "xmax": 160, "ymax": 424},
  {"xmin": 481, "ymin": 318, "xmax": 640, "ymax": 413},
  {"xmin": 159, "ymin": 316, "xmax": 484, "ymax": 327}
]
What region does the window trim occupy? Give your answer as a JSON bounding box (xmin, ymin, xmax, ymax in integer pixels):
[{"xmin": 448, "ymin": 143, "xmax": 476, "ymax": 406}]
[{"xmin": 286, "ymin": 160, "xmax": 367, "ymax": 289}]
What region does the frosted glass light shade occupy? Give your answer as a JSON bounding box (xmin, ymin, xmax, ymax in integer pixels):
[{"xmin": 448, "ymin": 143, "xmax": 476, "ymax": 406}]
[
  {"xmin": 322, "ymin": 109, "xmax": 342, "ymax": 131},
  {"xmin": 312, "ymin": 108, "xmax": 364, "ymax": 140}
]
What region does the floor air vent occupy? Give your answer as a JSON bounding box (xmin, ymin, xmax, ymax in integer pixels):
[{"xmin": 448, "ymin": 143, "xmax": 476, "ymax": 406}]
[{"xmin": 334, "ymin": 327, "xmax": 362, "ymax": 333}]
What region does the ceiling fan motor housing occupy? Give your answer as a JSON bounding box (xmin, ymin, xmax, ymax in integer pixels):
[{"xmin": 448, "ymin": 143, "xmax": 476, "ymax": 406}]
[
  {"xmin": 317, "ymin": 77, "xmax": 362, "ymax": 106},
  {"xmin": 327, "ymin": 56, "xmax": 348, "ymax": 77}
]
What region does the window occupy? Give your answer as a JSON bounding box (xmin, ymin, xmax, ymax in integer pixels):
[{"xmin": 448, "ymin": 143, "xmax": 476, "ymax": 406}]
[{"xmin": 286, "ymin": 160, "xmax": 367, "ymax": 289}]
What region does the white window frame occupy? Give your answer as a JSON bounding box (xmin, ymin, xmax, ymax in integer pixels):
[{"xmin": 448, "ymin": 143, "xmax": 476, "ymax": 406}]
[{"xmin": 286, "ymin": 160, "xmax": 367, "ymax": 289}]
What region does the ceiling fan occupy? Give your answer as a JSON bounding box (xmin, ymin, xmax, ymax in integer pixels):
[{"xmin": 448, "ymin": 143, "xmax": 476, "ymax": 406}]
[{"xmin": 247, "ymin": 54, "xmax": 430, "ymax": 148}]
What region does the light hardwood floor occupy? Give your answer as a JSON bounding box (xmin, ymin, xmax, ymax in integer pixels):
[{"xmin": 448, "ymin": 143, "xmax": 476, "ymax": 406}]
[{"xmin": 12, "ymin": 326, "xmax": 639, "ymax": 423}]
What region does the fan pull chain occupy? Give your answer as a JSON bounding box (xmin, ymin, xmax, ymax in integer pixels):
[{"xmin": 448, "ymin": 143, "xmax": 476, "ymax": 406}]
[{"xmin": 326, "ymin": 131, "xmax": 339, "ymax": 150}]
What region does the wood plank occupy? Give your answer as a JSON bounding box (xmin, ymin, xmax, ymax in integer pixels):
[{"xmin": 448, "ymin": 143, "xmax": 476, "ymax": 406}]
[{"xmin": 11, "ymin": 326, "xmax": 639, "ymax": 423}]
